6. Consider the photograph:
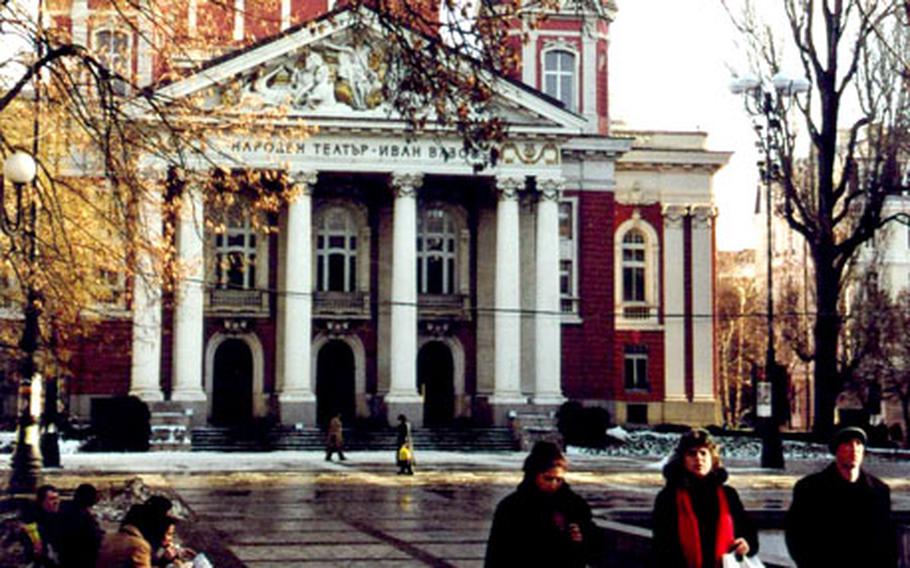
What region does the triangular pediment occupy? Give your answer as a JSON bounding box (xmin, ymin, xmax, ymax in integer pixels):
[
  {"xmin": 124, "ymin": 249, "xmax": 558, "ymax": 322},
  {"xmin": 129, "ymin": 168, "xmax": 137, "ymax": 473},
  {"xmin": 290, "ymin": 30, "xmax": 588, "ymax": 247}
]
[{"xmin": 147, "ymin": 7, "xmax": 587, "ymax": 135}]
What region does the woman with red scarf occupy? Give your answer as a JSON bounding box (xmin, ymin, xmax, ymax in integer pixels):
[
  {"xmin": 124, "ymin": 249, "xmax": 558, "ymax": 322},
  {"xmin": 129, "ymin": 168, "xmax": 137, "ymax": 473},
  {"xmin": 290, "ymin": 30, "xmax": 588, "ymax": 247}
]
[{"xmin": 652, "ymin": 429, "xmax": 759, "ymax": 568}]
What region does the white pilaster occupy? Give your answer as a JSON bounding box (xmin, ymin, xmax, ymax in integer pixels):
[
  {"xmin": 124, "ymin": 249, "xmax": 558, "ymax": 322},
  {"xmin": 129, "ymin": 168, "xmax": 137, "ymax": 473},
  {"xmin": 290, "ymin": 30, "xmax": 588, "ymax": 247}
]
[
  {"xmin": 136, "ymin": 0, "xmax": 153, "ymax": 87},
  {"xmin": 521, "ymin": 28, "xmax": 537, "ymax": 87},
  {"xmin": 386, "ymin": 173, "xmax": 423, "ymax": 403},
  {"xmin": 533, "ymin": 178, "xmax": 564, "ymax": 405},
  {"xmin": 691, "ymin": 205, "xmax": 716, "ymax": 402},
  {"xmin": 188, "ymin": 0, "xmax": 198, "ymax": 36},
  {"xmin": 71, "ymin": 0, "xmax": 88, "ymax": 47},
  {"xmin": 662, "ymin": 205, "xmax": 687, "ymax": 402},
  {"xmin": 280, "ymin": 0, "xmax": 291, "ymax": 30},
  {"xmin": 491, "ymin": 176, "xmax": 525, "ymax": 404},
  {"xmin": 233, "ymin": 0, "xmax": 244, "ymax": 41},
  {"xmin": 279, "ymin": 172, "xmax": 317, "ymax": 411},
  {"xmin": 129, "ymin": 183, "xmax": 164, "ymax": 402},
  {"xmin": 581, "ymin": 20, "xmax": 598, "ymax": 130},
  {"xmin": 171, "ymin": 183, "xmax": 206, "ymax": 402}
]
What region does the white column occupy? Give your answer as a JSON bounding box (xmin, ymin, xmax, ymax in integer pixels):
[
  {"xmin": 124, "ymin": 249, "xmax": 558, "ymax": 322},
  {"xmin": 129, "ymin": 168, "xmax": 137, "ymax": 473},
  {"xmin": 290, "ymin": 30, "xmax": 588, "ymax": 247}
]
[
  {"xmin": 130, "ymin": 183, "xmax": 164, "ymax": 402},
  {"xmin": 691, "ymin": 205, "xmax": 716, "ymax": 402},
  {"xmin": 662, "ymin": 205, "xmax": 687, "ymax": 402},
  {"xmin": 279, "ymin": 171, "xmax": 316, "ymax": 404},
  {"xmin": 533, "ymin": 178, "xmax": 564, "ymax": 405},
  {"xmin": 136, "ymin": 0, "xmax": 153, "ymax": 87},
  {"xmin": 171, "ymin": 183, "xmax": 206, "ymax": 402},
  {"xmin": 581, "ymin": 20, "xmax": 598, "ymax": 130},
  {"xmin": 386, "ymin": 173, "xmax": 423, "ymax": 402},
  {"xmin": 491, "ymin": 176, "xmax": 525, "ymax": 404}
]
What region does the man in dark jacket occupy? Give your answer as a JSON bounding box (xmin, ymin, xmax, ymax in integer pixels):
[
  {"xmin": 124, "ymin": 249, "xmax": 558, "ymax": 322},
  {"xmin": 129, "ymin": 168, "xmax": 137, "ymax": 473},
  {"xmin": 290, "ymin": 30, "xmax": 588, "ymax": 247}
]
[
  {"xmin": 57, "ymin": 484, "xmax": 104, "ymax": 568},
  {"xmin": 485, "ymin": 441, "xmax": 603, "ymax": 567},
  {"xmin": 785, "ymin": 426, "xmax": 896, "ymax": 567}
]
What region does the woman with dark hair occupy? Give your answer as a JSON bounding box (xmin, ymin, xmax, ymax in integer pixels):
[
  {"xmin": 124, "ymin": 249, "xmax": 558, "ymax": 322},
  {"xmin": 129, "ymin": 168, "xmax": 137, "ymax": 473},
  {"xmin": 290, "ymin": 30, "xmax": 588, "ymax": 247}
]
[
  {"xmin": 58, "ymin": 484, "xmax": 104, "ymax": 568},
  {"xmin": 652, "ymin": 429, "xmax": 759, "ymax": 568},
  {"xmin": 484, "ymin": 440, "xmax": 601, "ymax": 567},
  {"xmin": 95, "ymin": 504, "xmax": 153, "ymax": 568}
]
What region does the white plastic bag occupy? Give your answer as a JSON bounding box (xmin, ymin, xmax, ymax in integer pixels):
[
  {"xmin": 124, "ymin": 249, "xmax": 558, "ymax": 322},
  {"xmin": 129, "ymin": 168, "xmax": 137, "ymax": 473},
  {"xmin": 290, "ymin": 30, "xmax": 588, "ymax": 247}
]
[
  {"xmin": 721, "ymin": 553, "xmax": 766, "ymax": 568},
  {"xmin": 192, "ymin": 553, "xmax": 214, "ymax": 568}
]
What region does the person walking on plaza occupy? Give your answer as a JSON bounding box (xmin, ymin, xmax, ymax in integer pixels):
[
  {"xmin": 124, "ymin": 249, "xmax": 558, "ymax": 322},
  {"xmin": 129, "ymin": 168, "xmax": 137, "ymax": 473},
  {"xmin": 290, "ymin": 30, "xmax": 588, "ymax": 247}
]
[
  {"xmin": 21, "ymin": 484, "xmax": 62, "ymax": 567},
  {"xmin": 396, "ymin": 414, "xmax": 414, "ymax": 474},
  {"xmin": 651, "ymin": 428, "xmax": 758, "ymax": 568},
  {"xmin": 57, "ymin": 484, "xmax": 104, "ymax": 568},
  {"xmin": 325, "ymin": 412, "xmax": 347, "ymax": 461},
  {"xmin": 484, "ymin": 440, "xmax": 602, "ymax": 567},
  {"xmin": 785, "ymin": 426, "xmax": 896, "ymax": 567}
]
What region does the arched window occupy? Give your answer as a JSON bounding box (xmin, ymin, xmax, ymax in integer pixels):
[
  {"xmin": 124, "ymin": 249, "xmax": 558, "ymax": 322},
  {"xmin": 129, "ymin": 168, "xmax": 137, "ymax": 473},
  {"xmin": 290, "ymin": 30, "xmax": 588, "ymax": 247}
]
[
  {"xmin": 622, "ymin": 230, "xmax": 646, "ymax": 302},
  {"xmin": 614, "ymin": 219, "xmax": 660, "ymax": 325},
  {"xmin": 543, "ymin": 49, "xmax": 577, "ymax": 111},
  {"xmin": 418, "ymin": 208, "xmax": 457, "ymax": 294},
  {"xmin": 316, "ymin": 207, "xmax": 357, "ymax": 292},
  {"xmin": 214, "ymin": 208, "xmax": 257, "ymax": 289},
  {"xmin": 93, "ymin": 28, "xmax": 131, "ymax": 95}
]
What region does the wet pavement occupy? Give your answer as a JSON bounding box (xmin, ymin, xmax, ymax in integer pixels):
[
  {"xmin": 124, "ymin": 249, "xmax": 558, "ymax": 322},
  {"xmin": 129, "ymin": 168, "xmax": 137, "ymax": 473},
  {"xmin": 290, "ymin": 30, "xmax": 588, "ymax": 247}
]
[{"xmin": 22, "ymin": 450, "xmax": 910, "ymax": 566}]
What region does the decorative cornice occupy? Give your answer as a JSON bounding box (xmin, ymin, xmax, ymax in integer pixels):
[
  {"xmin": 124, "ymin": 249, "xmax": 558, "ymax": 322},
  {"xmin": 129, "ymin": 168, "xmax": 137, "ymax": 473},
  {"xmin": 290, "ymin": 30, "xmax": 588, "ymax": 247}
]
[
  {"xmin": 495, "ymin": 176, "xmax": 525, "ymax": 200},
  {"xmin": 390, "ymin": 172, "xmax": 423, "ymax": 198}
]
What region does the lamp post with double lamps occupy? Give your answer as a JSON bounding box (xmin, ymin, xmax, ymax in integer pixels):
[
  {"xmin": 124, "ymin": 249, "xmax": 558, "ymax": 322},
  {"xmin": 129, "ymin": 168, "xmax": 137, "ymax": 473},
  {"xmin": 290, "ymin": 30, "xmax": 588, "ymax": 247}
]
[
  {"xmin": 1, "ymin": 150, "xmax": 45, "ymax": 494},
  {"xmin": 730, "ymin": 72, "xmax": 809, "ymax": 469}
]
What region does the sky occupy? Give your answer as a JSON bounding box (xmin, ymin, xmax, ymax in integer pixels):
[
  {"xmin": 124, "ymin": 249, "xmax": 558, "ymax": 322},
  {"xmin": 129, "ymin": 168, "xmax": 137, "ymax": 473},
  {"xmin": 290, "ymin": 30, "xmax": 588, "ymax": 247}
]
[{"xmin": 609, "ymin": 0, "xmax": 761, "ymax": 251}]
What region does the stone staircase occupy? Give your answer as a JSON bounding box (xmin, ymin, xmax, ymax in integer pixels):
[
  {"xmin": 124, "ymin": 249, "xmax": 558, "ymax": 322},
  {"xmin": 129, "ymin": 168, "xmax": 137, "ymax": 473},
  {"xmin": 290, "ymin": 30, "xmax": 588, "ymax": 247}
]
[
  {"xmin": 148, "ymin": 402, "xmax": 193, "ymax": 451},
  {"xmin": 190, "ymin": 425, "xmax": 519, "ymax": 452},
  {"xmin": 512, "ymin": 411, "xmax": 562, "ymax": 451}
]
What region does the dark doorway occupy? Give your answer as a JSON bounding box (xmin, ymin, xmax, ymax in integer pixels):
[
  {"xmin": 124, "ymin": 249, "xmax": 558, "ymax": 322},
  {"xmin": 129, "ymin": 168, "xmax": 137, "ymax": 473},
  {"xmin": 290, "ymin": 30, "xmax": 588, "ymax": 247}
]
[
  {"xmin": 316, "ymin": 340, "xmax": 355, "ymax": 429},
  {"xmin": 418, "ymin": 341, "xmax": 455, "ymax": 426},
  {"xmin": 211, "ymin": 339, "xmax": 254, "ymax": 426}
]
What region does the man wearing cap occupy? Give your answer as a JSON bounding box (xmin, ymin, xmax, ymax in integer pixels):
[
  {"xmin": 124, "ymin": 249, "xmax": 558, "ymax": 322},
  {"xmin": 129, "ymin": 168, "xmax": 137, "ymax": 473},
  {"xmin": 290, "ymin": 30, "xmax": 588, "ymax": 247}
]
[{"xmin": 785, "ymin": 426, "xmax": 896, "ymax": 567}]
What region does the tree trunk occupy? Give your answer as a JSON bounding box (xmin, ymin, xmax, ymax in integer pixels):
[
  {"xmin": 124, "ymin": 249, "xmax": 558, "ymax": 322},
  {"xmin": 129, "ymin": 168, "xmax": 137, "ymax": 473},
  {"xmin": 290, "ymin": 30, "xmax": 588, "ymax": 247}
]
[{"xmin": 812, "ymin": 262, "xmax": 841, "ymax": 439}]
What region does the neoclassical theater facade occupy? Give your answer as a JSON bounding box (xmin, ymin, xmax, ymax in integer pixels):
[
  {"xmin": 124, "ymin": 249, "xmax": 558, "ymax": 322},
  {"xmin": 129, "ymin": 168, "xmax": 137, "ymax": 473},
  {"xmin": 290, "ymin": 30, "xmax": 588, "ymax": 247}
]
[{"xmin": 48, "ymin": 0, "xmax": 730, "ymax": 427}]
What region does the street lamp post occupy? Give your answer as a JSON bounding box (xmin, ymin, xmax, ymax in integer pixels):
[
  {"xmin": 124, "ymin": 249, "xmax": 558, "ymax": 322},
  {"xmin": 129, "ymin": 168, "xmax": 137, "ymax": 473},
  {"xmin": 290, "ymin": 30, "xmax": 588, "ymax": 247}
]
[
  {"xmin": 1, "ymin": 150, "xmax": 43, "ymax": 494},
  {"xmin": 731, "ymin": 73, "xmax": 809, "ymax": 469}
]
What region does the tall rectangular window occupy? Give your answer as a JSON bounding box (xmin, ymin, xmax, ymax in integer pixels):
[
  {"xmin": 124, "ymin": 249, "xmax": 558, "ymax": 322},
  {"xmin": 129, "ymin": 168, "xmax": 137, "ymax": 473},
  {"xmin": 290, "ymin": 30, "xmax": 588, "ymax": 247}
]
[
  {"xmin": 624, "ymin": 345, "xmax": 649, "ymax": 391},
  {"xmin": 559, "ymin": 199, "xmax": 578, "ymax": 314},
  {"xmin": 543, "ymin": 49, "xmax": 577, "ymax": 111}
]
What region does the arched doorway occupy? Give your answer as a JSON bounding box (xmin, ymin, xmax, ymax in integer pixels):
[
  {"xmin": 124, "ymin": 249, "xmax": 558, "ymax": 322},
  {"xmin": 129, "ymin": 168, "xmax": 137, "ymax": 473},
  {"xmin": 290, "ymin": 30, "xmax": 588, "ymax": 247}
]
[
  {"xmin": 211, "ymin": 338, "xmax": 253, "ymax": 426},
  {"xmin": 418, "ymin": 341, "xmax": 455, "ymax": 426},
  {"xmin": 316, "ymin": 340, "xmax": 355, "ymax": 428}
]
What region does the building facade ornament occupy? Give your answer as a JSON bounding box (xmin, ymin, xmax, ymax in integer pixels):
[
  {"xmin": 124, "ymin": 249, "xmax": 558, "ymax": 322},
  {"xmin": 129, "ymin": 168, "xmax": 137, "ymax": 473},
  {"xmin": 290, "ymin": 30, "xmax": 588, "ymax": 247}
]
[
  {"xmin": 390, "ymin": 172, "xmax": 423, "ymax": 197},
  {"xmin": 690, "ymin": 205, "xmax": 716, "ymax": 229},
  {"xmin": 662, "ymin": 204, "xmax": 688, "ymax": 229},
  {"xmin": 537, "ymin": 177, "xmax": 564, "ymax": 201},
  {"xmin": 290, "ymin": 170, "xmax": 318, "ymax": 192},
  {"xmin": 499, "ymin": 142, "xmax": 560, "ymax": 166},
  {"xmin": 495, "ymin": 176, "xmax": 524, "ymax": 200}
]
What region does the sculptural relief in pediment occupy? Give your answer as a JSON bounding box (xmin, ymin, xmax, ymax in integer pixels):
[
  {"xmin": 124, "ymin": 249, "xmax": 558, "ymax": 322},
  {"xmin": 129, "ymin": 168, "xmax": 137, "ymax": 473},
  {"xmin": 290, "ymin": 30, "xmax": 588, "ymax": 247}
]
[{"xmin": 228, "ymin": 32, "xmax": 389, "ymax": 114}]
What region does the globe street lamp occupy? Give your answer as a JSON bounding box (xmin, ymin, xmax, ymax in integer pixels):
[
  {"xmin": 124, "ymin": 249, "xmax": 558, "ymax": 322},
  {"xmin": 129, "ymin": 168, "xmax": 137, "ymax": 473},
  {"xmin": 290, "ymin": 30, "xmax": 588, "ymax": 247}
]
[
  {"xmin": 730, "ymin": 72, "xmax": 809, "ymax": 468},
  {"xmin": 1, "ymin": 150, "xmax": 44, "ymax": 494}
]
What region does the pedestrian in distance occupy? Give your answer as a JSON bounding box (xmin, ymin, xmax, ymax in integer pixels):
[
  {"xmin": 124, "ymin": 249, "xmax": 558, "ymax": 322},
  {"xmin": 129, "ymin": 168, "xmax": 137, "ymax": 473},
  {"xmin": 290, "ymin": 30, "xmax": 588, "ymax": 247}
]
[
  {"xmin": 785, "ymin": 426, "xmax": 896, "ymax": 568},
  {"xmin": 57, "ymin": 483, "xmax": 104, "ymax": 568},
  {"xmin": 325, "ymin": 412, "xmax": 347, "ymax": 461},
  {"xmin": 396, "ymin": 414, "xmax": 414, "ymax": 475},
  {"xmin": 651, "ymin": 428, "xmax": 758, "ymax": 568},
  {"xmin": 484, "ymin": 440, "xmax": 603, "ymax": 567}
]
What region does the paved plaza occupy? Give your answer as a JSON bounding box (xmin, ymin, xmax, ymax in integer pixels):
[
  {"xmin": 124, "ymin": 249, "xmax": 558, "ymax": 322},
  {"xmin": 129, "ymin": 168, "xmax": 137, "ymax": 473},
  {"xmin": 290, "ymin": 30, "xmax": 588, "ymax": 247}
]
[{"xmin": 16, "ymin": 450, "xmax": 910, "ymax": 567}]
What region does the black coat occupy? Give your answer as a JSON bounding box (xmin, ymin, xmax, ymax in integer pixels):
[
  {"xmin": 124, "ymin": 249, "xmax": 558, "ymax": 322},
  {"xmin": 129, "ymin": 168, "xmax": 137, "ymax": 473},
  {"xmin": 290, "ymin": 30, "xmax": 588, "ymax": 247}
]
[
  {"xmin": 785, "ymin": 463, "xmax": 896, "ymax": 568},
  {"xmin": 57, "ymin": 502, "xmax": 103, "ymax": 568},
  {"xmin": 485, "ymin": 480, "xmax": 602, "ymax": 568},
  {"xmin": 651, "ymin": 465, "xmax": 758, "ymax": 568}
]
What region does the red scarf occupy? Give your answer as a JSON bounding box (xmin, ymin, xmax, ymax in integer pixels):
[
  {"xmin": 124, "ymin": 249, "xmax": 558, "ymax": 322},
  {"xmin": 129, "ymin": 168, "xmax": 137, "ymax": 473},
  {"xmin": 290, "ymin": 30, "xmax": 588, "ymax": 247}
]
[{"xmin": 676, "ymin": 486, "xmax": 735, "ymax": 568}]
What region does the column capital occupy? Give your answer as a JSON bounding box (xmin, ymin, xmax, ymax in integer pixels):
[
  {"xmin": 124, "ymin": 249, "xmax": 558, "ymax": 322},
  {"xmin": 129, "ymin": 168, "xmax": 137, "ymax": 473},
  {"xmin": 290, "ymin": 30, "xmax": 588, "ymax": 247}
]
[
  {"xmin": 390, "ymin": 173, "xmax": 424, "ymax": 198},
  {"xmin": 662, "ymin": 204, "xmax": 688, "ymax": 228},
  {"xmin": 690, "ymin": 205, "xmax": 717, "ymax": 229},
  {"xmin": 536, "ymin": 177, "xmax": 564, "ymax": 201},
  {"xmin": 495, "ymin": 175, "xmax": 524, "ymax": 200},
  {"xmin": 290, "ymin": 170, "xmax": 318, "ymax": 192}
]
